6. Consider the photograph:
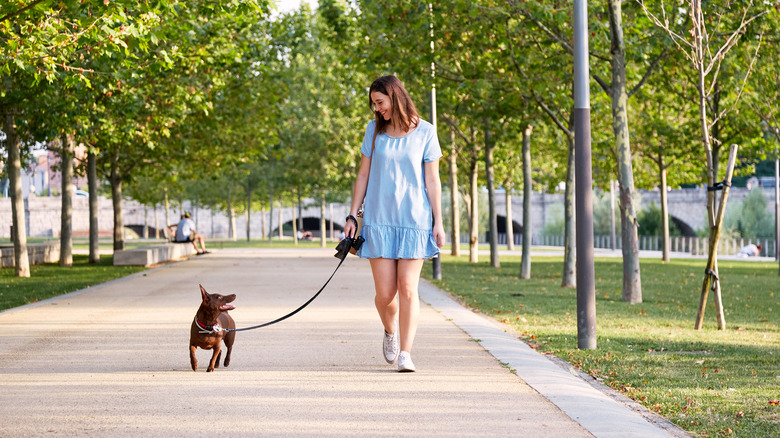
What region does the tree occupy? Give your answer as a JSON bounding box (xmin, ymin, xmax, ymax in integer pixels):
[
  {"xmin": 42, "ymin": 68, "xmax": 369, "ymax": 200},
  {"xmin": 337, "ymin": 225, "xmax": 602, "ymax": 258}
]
[
  {"xmin": 1, "ymin": 111, "xmax": 29, "ymax": 276},
  {"xmin": 639, "ymin": 0, "xmax": 773, "ymax": 329},
  {"xmin": 501, "ymin": 2, "xmax": 581, "ymax": 287},
  {"xmin": 745, "ymin": 15, "xmax": 780, "ymax": 269},
  {"xmin": 632, "ymin": 51, "xmax": 702, "ymax": 262},
  {"xmin": 1, "ymin": 0, "xmax": 161, "ymax": 275}
]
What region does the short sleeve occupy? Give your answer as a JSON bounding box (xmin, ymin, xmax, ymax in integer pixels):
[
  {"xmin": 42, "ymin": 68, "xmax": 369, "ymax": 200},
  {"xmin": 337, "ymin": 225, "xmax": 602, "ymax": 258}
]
[
  {"xmin": 360, "ymin": 120, "xmax": 376, "ymax": 158},
  {"xmin": 423, "ymin": 124, "xmax": 442, "ymax": 162}
]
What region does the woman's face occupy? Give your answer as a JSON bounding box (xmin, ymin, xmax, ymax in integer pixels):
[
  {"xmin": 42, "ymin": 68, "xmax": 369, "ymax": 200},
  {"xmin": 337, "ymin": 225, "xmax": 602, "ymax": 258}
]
[{"xmin": 370, "ymin": 91, "xmax": 392, "ymax": 121}]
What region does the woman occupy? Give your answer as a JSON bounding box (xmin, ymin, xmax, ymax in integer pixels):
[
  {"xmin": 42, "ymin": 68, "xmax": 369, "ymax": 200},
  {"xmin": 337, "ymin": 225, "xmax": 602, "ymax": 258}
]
[{"xmin": 344, "ymin": 75, "xmax": 445, "ymax": 372}]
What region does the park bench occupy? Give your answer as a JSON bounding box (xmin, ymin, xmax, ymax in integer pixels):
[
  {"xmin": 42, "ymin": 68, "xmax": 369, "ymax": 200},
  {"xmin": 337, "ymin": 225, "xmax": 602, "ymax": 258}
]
[
  {"xmin": 113, "ymin": 242, "xmax": 197, "ymax": 267},
  {"xmin": 0, "ymin": 242, "xmax": 59, "ymax": 268}
]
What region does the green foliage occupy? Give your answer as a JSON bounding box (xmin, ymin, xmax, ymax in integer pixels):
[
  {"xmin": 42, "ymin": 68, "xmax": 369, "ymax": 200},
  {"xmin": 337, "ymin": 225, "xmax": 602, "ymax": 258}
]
[
  {"xmin": 723, "ymin": 187, "xmax": 775, "ymax": 239},
  {"xmin": 441, "ymin": 186, "xmax": 488, "ymax": 240},
  {"xmin": 592, "ymin": 190, "xmax": 618, "ymax": 237},
  {"xmin": 636, "ymin": 203, "xmax": 683, "ymax": 237},
  {"xmin": 541, "ymin": 203, "xmax": 564, "ymax": 237}
]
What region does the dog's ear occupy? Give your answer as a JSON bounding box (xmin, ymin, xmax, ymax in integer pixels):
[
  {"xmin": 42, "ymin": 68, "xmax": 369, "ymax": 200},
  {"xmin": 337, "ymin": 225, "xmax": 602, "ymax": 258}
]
[{"xmin": 199, "ymin": 284, "xmax": 210, "ymax": 304}]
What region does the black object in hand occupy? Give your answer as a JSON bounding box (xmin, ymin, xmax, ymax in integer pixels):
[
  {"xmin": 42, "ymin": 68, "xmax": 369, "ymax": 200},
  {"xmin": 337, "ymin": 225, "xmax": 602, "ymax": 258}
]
[{"xmin": 334, "ymin": 236, "xmax": 365, "ymax": 259}]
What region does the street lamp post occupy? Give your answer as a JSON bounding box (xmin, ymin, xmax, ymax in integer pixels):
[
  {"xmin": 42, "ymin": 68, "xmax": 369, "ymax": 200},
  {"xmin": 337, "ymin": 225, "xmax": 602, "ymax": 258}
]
[
  {"xmin": 430, "ymin": 2, "xmax": 442, "ymax": 280},
  {"xmin": 574, "ymin": 0, "xmax": 596, "ymax": 349}
]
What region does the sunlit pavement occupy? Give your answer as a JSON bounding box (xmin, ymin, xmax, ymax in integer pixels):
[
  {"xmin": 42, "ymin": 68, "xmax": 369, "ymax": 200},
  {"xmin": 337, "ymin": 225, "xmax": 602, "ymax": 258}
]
[{"xmin": 0, "ymin": 248, "xmax": 687, "ymax": 437}]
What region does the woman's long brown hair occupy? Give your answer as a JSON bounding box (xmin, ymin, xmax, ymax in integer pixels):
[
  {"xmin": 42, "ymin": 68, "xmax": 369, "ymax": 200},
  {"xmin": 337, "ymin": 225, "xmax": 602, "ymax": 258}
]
[{"xmin": 369, "ymin": 75, "xmax": 419, "ymax": 135}]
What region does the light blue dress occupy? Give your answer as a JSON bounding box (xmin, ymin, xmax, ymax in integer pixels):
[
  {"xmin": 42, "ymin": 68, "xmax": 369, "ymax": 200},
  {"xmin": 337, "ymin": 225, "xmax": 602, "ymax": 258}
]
[{"xmin": 357, "ymin": 119, "xmax": 442, "ymax": 259}]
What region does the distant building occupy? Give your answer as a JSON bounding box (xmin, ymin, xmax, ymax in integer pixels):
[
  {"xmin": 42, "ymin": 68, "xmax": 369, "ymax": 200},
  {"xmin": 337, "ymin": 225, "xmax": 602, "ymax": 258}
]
[
  {"xmin": 45, "ymin": 146, "xmax": 89, "ymax": 196},
  {"xmin": 0, "ymin": 142, "xmax": 88, "ymax": 199}
]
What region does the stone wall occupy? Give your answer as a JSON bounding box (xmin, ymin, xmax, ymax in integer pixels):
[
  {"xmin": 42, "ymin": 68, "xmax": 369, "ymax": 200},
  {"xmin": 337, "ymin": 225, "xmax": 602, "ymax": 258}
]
[
  {"xmin": 2, "ymin": 186, "xmax": 775, "ymax": 241},
  {"xmin": 495, "ymin": 186, "xmax": 777, "ymax": 236},
  {"xmin": 0, "ymin": 196, "xmax": 353, "ymax": 240},
  {"xmin": 0, "ymin": 196, "xmax": 115, "ymax": 238}
]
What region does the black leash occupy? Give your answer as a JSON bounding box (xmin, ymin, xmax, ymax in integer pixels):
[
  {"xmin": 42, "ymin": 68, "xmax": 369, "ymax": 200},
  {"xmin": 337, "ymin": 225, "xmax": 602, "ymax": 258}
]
[{"xmin": 224, "ymin": 252, "xmax": 348, "ymax": 333}]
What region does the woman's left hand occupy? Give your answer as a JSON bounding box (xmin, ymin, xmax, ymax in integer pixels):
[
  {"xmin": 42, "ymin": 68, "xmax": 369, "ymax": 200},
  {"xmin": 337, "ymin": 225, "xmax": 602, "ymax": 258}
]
[{"xmin": 433, "ymin": 223, "xmax": 445, "ymax": 248}]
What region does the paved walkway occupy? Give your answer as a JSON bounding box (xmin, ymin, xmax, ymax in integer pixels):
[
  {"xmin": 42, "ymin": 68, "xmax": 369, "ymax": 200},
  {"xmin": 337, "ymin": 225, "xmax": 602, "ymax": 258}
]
[{"xmin": 0, "ymin": 249, "xmax": 688, "ymax": 437}]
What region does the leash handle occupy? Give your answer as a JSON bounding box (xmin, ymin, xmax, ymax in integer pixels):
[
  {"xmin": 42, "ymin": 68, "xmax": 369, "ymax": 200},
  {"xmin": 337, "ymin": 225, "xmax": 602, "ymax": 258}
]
[{"xmin": 225, "ymin": 253, "xmax": 348, "ymax": 332}]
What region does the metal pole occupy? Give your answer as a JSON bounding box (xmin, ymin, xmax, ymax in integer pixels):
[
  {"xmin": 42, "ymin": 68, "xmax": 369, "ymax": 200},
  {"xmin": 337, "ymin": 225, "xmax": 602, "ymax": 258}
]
[
  {"xmin": 429, "ymin": 2, "xmax": 442, "ymax": 280},
  {"xmin": 574, "ymin": 0, "xmax": 596, "ymax": 349}
]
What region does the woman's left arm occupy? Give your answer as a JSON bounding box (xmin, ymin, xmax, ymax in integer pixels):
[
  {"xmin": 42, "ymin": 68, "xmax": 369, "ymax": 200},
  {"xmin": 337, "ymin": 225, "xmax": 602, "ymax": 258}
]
[{"xmin": 424, "ymin": 159, "xmax": 445, "ymax": 248}]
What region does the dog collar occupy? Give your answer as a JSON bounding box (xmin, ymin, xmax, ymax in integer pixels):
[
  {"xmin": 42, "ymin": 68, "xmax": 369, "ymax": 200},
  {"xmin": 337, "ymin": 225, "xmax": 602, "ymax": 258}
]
[{"xmin": 196, "ymin": 318, "xmax": 222, "ymax": 334}]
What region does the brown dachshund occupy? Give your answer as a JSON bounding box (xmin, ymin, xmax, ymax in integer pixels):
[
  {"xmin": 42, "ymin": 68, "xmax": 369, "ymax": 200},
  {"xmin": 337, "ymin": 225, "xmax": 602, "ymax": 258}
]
[{"xmin": 189, "ymin": 284, "xmax": 236, "ymax": 372}]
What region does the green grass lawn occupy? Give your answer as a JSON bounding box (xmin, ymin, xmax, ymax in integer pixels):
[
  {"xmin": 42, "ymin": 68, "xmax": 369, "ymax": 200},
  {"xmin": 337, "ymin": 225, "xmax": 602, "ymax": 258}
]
[{"xmin": 423, "ymin": 255, "xmax": 779, "ymax": 438}]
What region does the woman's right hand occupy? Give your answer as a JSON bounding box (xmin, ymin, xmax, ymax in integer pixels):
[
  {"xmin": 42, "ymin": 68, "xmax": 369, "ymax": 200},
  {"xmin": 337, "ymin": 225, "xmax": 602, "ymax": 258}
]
[{"xmin": 344, "ymin": 219, "xmax": 356, "ymax": 239}]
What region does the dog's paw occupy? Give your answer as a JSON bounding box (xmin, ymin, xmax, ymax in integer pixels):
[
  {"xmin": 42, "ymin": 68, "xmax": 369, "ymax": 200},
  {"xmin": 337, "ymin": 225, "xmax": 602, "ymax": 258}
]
[{"xmin": 206, "ymin": 367, "xmax": 215, "ymax": 372}]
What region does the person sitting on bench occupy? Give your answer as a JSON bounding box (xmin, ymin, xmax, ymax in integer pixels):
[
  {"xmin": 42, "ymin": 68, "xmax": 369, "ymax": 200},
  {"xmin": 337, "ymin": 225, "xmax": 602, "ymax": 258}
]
[{"xmin": 171, "ymin": 212, "xmax": 208, "ymax": 255}]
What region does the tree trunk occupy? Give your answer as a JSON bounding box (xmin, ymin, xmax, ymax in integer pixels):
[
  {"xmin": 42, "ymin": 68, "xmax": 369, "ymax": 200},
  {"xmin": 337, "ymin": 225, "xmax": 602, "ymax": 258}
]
[
  {"xmin": 209, "ymin": 204, "xmax": 214, "ymax": 239},
  {"xmin": 143, "ymin": 205, "xmax": 148, "ymax": 238},
  {"xmin": 505, "ymin": 188, "xmax": 514, "ymax": 251},
  {"xmin": 278, "ymin": 202, "xmax": 283, "ymax": 239},
  {"xmin": 659, "ymin": 157, "xmax": 670, "ymax": 263},
  {"xmin": 562, "ymin": 134, "xmax": 576, "ymax": 288},
  {"xmin": 292, "ymin": 193, "xmax": 298, "ymax": 245},
  {"xmin": 449, "ymin": 131, "xmax": 460, "ymax": 256},
  {"xmin": 520, "ymin": 125, "xmax": 532, "ymax": 279},
  {"xmin": 469, "ymin": 158, "xmax": 479, "ymax": 263},
  {"xmin": 775, "ymin": 158, "xmax": 779, "ymax": 269},
  {"xmin": 154, "ymin": 204, "xmax": 160, "ymax": 239},
  {"xmin": 59, "ymin": 133, "xmax": 75, "ymax": 266},
  {"xmin": 268, "ymin": 185, "xmax": 274, "ymax": 243},
  {"xmin": 329, "ymin": 203, "xmax": 334, "ymax": 240},
  {"xmin": 4, "ymin": 111, "xmax": 30, "ymax": 277},
  {"xmin": 610, "ymin": 180, "xmax": 616, "ymax": 250},
  {"xmin": 692, "ymin": 0, "xmax": 721, "ymax": 329},
  {"xmin": 194, "ymin": 195, "xmax": 199, "ymax": 232},
  {"xmin": 227, "ymin": 183, "xmax": 236, "ymax": 241},
  {"xmin": 298, "ymin": 188, "xmax": 304, "ymax": 231},
  {"xmin": 609, "ymin": 0, "xmax": 642, "ymax": 303},
  {"xmin": 87, "ymin": 150, "xmax": 99, "ymax": 263},
  {"xmin": 320, "ymin": 193, "xmax": 327, "ymax": 248},
  {"xmin": 710, "ymin": 82, "xmax": 722, "ymax": 180},
  {"xmin": 164, "ymin": 190, "xmax": 170, "ymax": 237},
  {"xmin": 246, "ymin": 176, "xmax": 252, "ymax": 243},
  {"xmin": 110, "ymin": 172, "xmax": 124, "ymax": 251},
  {"xmin": 485, "ymin": 123, "xmax": 499, "ymax": 268},
  {"xmin": 260, "ymin": 206, "xmax": 266, "ymax": 239}
]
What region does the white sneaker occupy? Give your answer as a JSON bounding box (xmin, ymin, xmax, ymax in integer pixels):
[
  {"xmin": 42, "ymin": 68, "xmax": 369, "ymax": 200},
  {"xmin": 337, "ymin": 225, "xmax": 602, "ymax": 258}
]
[
  {"xmin": 383, "ymin": 327, "xmax": 399, "ymax": 363},
  {"xmin": 397, "ymin": 351, "xmax": 416, "ymax": 372}
]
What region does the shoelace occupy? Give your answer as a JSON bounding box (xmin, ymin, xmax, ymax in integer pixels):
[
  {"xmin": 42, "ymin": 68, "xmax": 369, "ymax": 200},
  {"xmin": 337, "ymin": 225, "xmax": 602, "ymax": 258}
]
[{"xmin": 384, "ymin": 331, "xmax": 397, "ymax": 356}]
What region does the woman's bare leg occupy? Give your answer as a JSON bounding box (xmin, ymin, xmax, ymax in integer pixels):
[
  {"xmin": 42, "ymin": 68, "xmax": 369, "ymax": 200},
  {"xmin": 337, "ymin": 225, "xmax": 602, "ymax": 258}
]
[
  {"xmin": 369, "ymin": 258, "xmax": 398, "ymax": 334},
  {"xmin": 396, "ymin": 259, "xmax": 424, "ymax": 352}
]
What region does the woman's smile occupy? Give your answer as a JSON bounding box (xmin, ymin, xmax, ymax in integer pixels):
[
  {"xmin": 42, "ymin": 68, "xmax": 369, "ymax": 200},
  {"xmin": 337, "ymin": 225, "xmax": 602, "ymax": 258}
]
[{"xmin": 370, "ymin": 91, "xmax": 392, "ymax": 121}]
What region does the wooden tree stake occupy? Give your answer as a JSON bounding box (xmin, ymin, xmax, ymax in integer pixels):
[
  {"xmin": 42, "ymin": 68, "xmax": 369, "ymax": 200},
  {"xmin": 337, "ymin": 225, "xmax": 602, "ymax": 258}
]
[{"xmin": 695, "ymin": 144, "xmax": 738, "ymax": 330}]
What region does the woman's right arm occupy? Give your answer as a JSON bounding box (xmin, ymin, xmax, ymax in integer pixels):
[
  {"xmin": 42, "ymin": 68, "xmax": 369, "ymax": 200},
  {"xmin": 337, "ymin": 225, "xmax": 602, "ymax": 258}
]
[{"xmin": 344, "ymin": 154, "xmax": 372, "ymax": 238}]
